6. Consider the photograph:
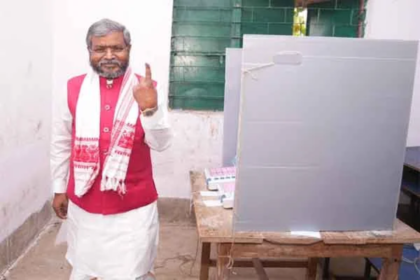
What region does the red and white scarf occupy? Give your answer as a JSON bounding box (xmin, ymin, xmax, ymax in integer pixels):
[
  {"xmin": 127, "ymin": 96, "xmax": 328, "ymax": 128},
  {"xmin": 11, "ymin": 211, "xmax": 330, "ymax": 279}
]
[{"xmin": 73, "ymin": 67, "xmax": 138, "ymax": 197}]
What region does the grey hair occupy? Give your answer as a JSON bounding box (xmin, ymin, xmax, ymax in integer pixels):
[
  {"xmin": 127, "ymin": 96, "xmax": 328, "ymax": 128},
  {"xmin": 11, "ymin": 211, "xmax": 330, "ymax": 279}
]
[{"xmin": 86, "ymin": 19, "xmax": 131, "ymax": 49}]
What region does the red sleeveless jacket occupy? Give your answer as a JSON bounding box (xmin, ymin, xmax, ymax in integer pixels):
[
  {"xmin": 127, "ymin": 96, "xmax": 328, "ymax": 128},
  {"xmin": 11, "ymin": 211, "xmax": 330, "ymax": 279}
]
[{"xmin": 66, "ymin": 74, "xmax": 158, "ymax": 215}]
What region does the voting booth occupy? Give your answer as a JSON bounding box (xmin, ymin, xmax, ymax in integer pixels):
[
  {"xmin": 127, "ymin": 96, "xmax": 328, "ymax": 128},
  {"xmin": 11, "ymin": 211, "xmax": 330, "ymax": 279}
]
[{"xmin": 222, "ymin": 35, "xmax": 418, "ymax": 232}]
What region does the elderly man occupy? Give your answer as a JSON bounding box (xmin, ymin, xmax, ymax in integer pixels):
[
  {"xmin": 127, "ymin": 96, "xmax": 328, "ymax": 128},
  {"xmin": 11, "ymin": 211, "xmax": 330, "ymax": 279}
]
[{"xmin": 50, "ymin": 18, "xmax": 172, "ymax": 280}]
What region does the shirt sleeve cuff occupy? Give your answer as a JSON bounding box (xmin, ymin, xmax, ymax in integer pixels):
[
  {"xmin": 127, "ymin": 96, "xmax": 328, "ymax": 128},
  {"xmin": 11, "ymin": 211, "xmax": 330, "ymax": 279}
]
[
  {"xmin": 140, "ymin": 105, "xmax": 168, "ymax": 130},
  {"xmin": 53, "ymin": 180, "xmax": 67, "ymax": 194}
]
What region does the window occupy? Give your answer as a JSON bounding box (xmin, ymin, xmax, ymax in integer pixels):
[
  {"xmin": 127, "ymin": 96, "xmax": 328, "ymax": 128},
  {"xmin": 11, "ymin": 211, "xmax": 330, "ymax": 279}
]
[{"xmin": 169, "ymin": 0, "xmax": 367, "ymax": 111}]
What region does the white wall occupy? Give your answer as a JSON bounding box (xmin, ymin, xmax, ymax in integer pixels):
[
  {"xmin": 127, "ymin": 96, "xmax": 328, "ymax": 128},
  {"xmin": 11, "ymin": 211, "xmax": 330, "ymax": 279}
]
[
  {"xmin": 152, "ymin": 111, "xmax": 223, "ymax": 198},
  {"xmin": 52, "ymin": 0, "xmax": 223, "ymax": 199},
  {"xmin": 0, "ymin": 0, "xmax": 53, "ymax": 242},
  {"xmin": 365, "ymin": 0, "xmax": 420, "ymax": 147}
]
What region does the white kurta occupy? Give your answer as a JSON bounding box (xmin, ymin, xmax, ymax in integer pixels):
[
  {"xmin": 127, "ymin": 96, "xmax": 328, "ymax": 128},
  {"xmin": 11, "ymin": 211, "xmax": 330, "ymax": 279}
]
[
  {"xmin": 50, "ymin": 80, "xmax": 172, "ymax": 280},
  {"xmin": 67, "ymin": 201, "xmax": 159, "ymax": 280}
]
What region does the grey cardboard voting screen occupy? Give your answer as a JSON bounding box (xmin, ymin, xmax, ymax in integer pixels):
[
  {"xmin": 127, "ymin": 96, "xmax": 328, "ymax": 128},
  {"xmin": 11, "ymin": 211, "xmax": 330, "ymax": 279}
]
[
  {"xmin": 233, "ymin": 35, "xmax": 418, "ymax": 232},
  {"xmin": 223, "ymin": 49, "xmax": 242, "ymax": 166}
]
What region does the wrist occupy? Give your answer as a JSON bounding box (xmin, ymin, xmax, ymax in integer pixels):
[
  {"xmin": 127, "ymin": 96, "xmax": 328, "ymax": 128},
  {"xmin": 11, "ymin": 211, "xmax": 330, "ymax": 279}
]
[
  {"xmin": 54, "ymin": 193, "xmax": 67, "ymax": 196},
  {"xmin": 141, "ymin": 105, "xmax": 158, "ymax": 117}
]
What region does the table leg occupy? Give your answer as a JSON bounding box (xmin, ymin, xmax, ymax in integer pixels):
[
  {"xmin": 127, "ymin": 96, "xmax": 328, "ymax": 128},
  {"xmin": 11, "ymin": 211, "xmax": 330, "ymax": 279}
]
[
  {"xmin": 378, "ymin": 245, "xmax": 403, "ymax": 280},
  {"xmin": 364, "ymin": 259, "xmax": 372, "ymax": 278},
  {"xmin": 252, "ymin": 258, "xmax": 269, "ymax": 280},
  {"xmin": 378, "ymin": 259, "xmax": 400, "ymax": 280},
  {"xmin": 216, "ymin": 243, "xmax": 232, "ymax": 280},
  {"xmin": 200, "ymin": 242, "xmax": 211, "ymax": 280},
  {"xmin": 306, "ymin": 258, "xmax": 319, "ymax": 280},
  {"xmin": 322, "ymin": 258, "xmax": 330, "ymax": 279}
]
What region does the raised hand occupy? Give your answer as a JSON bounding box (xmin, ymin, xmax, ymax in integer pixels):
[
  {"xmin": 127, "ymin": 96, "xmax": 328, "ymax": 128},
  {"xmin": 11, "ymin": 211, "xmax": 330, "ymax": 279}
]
[{"xmin": 133, "ymin": 63, "xmax": 157, "ymax": 111}]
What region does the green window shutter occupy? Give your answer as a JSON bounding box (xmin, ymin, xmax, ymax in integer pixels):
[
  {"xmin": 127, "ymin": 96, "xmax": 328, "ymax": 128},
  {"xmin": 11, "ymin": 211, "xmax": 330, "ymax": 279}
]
[
  {"xmin": 170, "ymin": 0, "xmax": 294, "ymax": 111},
  {"xmin": 306, "ymin": 0, "xmax": 367, "ymax": 38},
  {"xmin": 169, "ymin": 0, "xmax": 366, "ymax": 110},
  {"xmin": 170, "ymin": 1, "xmax": 234, "ymax": 110}
]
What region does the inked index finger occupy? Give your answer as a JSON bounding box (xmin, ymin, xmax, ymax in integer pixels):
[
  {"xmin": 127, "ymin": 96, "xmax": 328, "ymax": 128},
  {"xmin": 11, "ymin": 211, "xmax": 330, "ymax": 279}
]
[{"xmin": 145, "ymin": 63, "xmax": 152, "ymax": 81}]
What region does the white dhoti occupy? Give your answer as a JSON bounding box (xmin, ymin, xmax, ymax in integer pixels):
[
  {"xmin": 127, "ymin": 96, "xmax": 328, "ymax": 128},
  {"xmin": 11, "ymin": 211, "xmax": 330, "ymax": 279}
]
[{"xmin": 66, "ymin": 201, "xmax": 159, "ymax": 280}]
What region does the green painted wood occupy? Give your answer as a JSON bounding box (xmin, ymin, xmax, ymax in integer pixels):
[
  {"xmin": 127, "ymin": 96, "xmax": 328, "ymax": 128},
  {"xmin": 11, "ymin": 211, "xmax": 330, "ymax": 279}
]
[
  {"xmin": 170, "ymin": 0, "xmax": 294, "ymax": 110},
  {"xmin": 170, "ymin": 0, "xmax": 234, "ymax": 110},
  {"xmin": 306, "ymin": 0, "xmax": 366, "ymax": 38},
  {"xmin": 170, "ymin": 0, "xmax": 366, "ymax": 110}
]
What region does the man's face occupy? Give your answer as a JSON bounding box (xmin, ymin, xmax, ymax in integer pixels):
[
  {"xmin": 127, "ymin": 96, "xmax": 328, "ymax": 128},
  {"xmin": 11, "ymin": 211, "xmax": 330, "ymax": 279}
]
[{"xmin": 89, "ymin": 31, "xmax": 130, "ymax": 79}]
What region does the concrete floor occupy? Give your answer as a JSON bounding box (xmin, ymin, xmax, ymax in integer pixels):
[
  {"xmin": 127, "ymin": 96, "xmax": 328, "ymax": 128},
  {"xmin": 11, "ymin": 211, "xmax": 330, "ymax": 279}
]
[{"xmin": 2, "ymin": 220, "xmax": 368, "ymax": 280}]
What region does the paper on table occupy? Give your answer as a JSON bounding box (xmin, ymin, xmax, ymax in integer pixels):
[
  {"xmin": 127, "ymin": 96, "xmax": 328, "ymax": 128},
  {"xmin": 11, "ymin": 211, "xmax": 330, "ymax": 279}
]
[
  {"xmin": 290, "ymin": 231, "xmax": 321, "ymax": 239},
  {"xmin": 200, "ymin": 191, "xmax": 220, "ymax": 197},
  {"xmin": 371, "ymin": 230, "xmax": 393, "ymax": 237},
  {"xmin": 203, "ymin": 200, "xmax": 223, "ymax": 207}
]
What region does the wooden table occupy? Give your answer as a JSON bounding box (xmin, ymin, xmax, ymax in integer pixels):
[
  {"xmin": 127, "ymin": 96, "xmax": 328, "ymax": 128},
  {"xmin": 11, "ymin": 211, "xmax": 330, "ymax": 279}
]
[{"xmin": 190, "ymin": 171, "xmax": 420, "ymax": 280}]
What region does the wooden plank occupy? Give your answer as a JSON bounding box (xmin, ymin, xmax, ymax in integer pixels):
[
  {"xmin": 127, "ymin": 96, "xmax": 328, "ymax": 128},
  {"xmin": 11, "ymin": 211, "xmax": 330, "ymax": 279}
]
[
  {"xmin": 321, "ymin": 220, "xmax": 420, "ymax": 245},
  {"xmin": 209, "ymin": 259, "xmax": 308, "ymax": 268},
  {"xmin": 191, "ymin": 171, "xmax": 263, "ymax": 244},
  {"xmin": 216, "ymin": 243, "xmax": 232, "ymax": 280},
  {"xmin": 306, "ymin": 258, "xmax": 318, "ymax": 280},
  {"xmin": 377, "ymin": 245, "xmax": 403, "ymax": 280},
  {"xmin": 252, "ymin": 258, "xmax": 269, "ymax": 280},
  {"xmin": 230, "ymin": 242, "xmax": 396, "ymax": 258},
  {"xmin": 259, "ymin": 234, "xmax": 321, "ymax": 245},
  {"xmin": 378, "ymin": 259, "xmax": 400, "ymax": 280},
  {"xmin": 200, "ymin": 242, "xmax": 211, "ymax": 280}
]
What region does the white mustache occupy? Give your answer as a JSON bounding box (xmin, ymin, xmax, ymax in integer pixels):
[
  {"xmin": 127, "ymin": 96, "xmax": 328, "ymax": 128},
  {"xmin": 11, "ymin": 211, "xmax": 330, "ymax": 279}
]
[{"xmin": 99, "ymin": 60, "xmax": 121, "ymax": 67}]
